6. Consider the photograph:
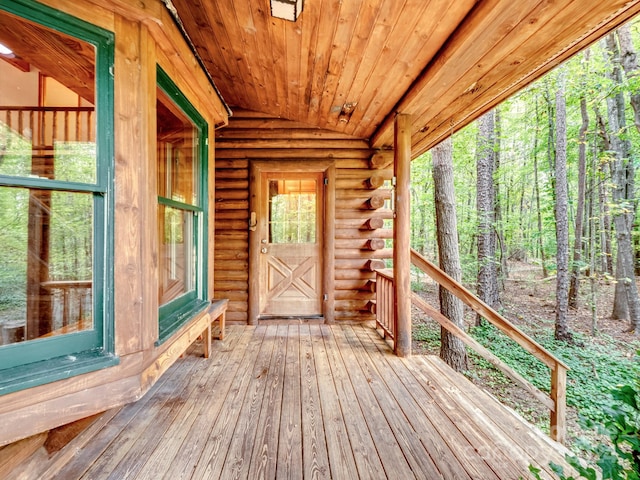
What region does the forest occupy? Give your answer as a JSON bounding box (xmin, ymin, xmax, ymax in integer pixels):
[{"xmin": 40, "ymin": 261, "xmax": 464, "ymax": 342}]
[{"xmin": 410, "ymin": 18, "xmax": 640, "ymax": 475}]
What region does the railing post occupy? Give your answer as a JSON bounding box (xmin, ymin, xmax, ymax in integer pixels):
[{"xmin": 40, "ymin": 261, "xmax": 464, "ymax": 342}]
[
  {"xmin": 550, "ymin": 364, "xmax": 567, "ymax": 444},
  {"xmin": 394, "ymin": 113, "xmax": 412, "ymax": 357}
]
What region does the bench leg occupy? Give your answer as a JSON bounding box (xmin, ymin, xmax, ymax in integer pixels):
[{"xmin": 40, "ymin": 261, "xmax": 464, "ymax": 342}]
[
  {"xmin": 203, "ymin": 323, "xmax": 212, "ymax": 358},
  {"xmin": 219, "ymin": 312, "xmax": 226, "ymax": 340}
]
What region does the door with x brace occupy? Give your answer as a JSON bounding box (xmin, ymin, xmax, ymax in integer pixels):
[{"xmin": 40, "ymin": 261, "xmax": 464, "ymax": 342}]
[{"xmin": 258, "ymin": 171, "xmax": 323, "ymax": 318}]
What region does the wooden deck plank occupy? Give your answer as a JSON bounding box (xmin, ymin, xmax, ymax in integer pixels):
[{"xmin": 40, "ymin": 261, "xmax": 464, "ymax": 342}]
[
  {"xmin": 415, "ymin": 356, "xmax": 558, "ymax": 480},
  {"xmin": 276, "ymin": 324, "xmax": 303, "ymax": 479},
  {"xmin": 218, "ymin": 326, "xmax": 277, "ymax": 479},
  {"xmin": 419, "ymin": 355, "xmax": 572, "ymax": 479},
  {"xmin": 319, "ymin": 325, "xmax": 387, "ymax": 480},
  {"xmin": 131, "ymin": 335, "xmax": 242, "ymax": 479},
  {"xmin": 309, "ymin": 324, "xmax": 359, "ymax": 479},
  {"xmin": 99, "ymin": 340, "xmax": 233, "ymax": 480},
  {"xmin": 329, "ymin": 326, "xmax": 416, "ymax": 480},
  {"xmin": 190, "ymin": 326, "xmax": 268, "ymax": 479},
  {"xmin": 138, "ymin": 327, "xmax": 252, "ymax": 480},
  {"xmin": 52, "ymin": 325, "xmax": 573, "ymax": 480},
  {"xmin": 347, "ymin": 326, "xmax": 470, "ymax": 479},
  {"xmin": 299, "ymin": 324, "xmax": 331, "ymax": 479},
  {"xmin": 248, "ymin": 324, "xmax": 289, "ymax": 479},
  {"xmin": 356, "ymin": 325, "xmax": 513, "ymax": 479},
  {"xmin": 76, "ymin": 351, "xmax": 205, "ymax": 479},
  {"xmin": 58, "ymin": 356, "xmax": 189, "ymax": 480}
]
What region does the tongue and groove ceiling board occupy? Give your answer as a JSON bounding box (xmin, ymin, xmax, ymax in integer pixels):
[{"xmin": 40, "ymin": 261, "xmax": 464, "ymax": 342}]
[{"xmin": 172, "ymin": 0, "xmax": 640, "ymax": 156}]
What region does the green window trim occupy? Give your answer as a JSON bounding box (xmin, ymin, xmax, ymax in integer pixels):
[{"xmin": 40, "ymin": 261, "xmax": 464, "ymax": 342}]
[
  {"xmin": 156, "ymin": 66, "xmax": 209, "ymax": 345},
  {"xmin": 0, "ymin": 0, "xmax": 115, "ymax": 389}
]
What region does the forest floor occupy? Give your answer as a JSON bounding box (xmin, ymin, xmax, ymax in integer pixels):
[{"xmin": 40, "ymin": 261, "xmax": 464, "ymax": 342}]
[{"xmin": 411, "ymin": 260, "xmax": 640, "ymax": 454}]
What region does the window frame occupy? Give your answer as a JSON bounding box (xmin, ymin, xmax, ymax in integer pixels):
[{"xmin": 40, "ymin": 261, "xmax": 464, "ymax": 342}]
[
  {"xmin": 156, "ymin": 66, "xmax": 209, "ymax": 344},
  {"xmin": 0, "ymin": 0, "xmax": 116, "ymax": 394}
]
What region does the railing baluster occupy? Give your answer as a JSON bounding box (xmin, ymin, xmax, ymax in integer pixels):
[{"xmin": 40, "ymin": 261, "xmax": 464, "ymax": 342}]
[
  {"xmin": 551, "ymin": 365, "xmax": 567, "ymax": 444},
  {"xmin": 375, "ymin": 270, "xmax": 396, "ymax": 341},
  {"xmin": 64, "ymin": 110, "xmax": 70, "ymax": 143}
]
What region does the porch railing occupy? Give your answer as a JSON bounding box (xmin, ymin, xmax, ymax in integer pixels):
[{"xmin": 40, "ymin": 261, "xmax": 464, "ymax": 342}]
[
  {"xmin": 374, "ymin": 268, "xmax": 395, "ymax": 340},
  {"xmin": 0, "ymin": 106, "xmax": 95, "ymax": 148},
  {"xmin": 375, "ymin": 248, "xmax": 569, "ymax": 444},
  {"xmin": 41, "ymin": 280, "xmax": 92, "ymax": 334}
]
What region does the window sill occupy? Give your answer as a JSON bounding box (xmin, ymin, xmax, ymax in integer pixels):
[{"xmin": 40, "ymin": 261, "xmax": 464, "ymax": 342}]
[
  {"xmin": 0, "ymin": 349, "xmax": 119, "ymax": 396},
  {"xmin": 157, "ymin": 299, "xmax": 209, "ymax": 345}
]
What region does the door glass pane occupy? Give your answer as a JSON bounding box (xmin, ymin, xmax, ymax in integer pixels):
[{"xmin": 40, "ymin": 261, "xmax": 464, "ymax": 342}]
[
  {"xmin": 158, "ymin": 204, "xmax": 195, "ymax": 305},
  {"xmin": 268, "ymin": 179, "xmax": 316, "ymax": 244},
  {"xmin": 0, "ymin": 186, "xmax": 93, "ymax": 345}
]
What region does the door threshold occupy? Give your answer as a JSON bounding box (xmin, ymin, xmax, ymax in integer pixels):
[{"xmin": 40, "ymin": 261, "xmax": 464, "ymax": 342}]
[{"xmin": 258, "ymin": 316, "xmax": 324, "ymax": 325}]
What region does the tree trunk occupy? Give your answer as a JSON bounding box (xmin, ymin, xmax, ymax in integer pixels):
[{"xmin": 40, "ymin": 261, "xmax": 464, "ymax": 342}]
[
  {"xmin": 589, "ymin": 143, "xmax": 599, "ymax": 335},
  {"xmin": 594, "ymin": 107, "xmax": 614, "ymax": 274},
  {"xmin": 432, "ymin": 137, "xmax": 469, "ymax": 371},
  {"xmin": 618, "ymin": 24, "xmax": 640, "ymax": 134},
  {"xmin": 568, "ymin": 92, "xmax": 589, "ymax": 308},
  {"xmin": 554, "ymin": 68, "xmax": 572, "ymax": 342},
  {"xmin": 617, "ymin": 26, "xmax": 640, "ymax": 334},
  {"xmin": 604, "ymin": 33, "xmax": 640, "ymax": 333},
  {"xmin": 494, "ymin": 108, "xmax": 508, "ymax": 281},
  {"xmin": 533, "ymin": 96, "xmax": 548, "ymax": 277},
  {"xmin": 476, "ymin": 110, "xmax": 501, "ymax": 326}
]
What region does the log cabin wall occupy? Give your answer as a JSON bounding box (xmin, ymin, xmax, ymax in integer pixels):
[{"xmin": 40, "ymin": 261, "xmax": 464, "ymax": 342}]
[
  {"xmin": 215, "ymin": 109, "xmax": 393, "ymax": 324},
  {"xmin": 0, "ymin": 0, "xmax": 227, "ymax": 449}
]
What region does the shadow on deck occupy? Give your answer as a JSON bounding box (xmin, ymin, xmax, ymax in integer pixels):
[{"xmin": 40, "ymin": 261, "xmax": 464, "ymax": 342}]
[{"xmin": 50, "ymin": 325, "xmax": 570, "ymax": 479}]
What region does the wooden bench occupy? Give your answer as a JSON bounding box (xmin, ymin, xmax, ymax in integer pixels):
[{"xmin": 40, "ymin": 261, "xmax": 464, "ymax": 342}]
[{"xmin": 202, "ymin": 299, "xmax": 228, "ymax": 358}]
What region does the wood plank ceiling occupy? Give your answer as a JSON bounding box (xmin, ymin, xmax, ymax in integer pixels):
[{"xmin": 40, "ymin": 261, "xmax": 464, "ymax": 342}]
[{"xmin": 171, "ymin": 0, "xmax": 640, "ymax": 156}]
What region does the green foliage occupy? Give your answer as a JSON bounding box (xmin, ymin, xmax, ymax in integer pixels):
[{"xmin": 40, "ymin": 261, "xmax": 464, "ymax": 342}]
[
  {"xmin": 412, "ymin": 323, "xmax": 441, "ymax": 352},
  {"xmin": 470, "ymin": 323, "xmax": 638, "ymax": 427},
  {"xmin": 529, "ymin": 351, "xmax": 640, "ymax": 480}
]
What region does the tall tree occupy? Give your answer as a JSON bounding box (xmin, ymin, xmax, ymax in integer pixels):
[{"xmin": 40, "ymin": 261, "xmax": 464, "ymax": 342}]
[
  {"xmin": 618, "ymin": 24, "xmax": 640, "ymax": 134},
  {"xmin": 568, "ymin": 51, "xmax": 591, "ymax": 309},
  {"xmin": 594, "ymin": 107, "xmax": 614, "ymax": 275},
  {"xmin": 554, "ymin": 68, "xmax": 572, "ymax": 342},
  {"xmin": 604, "ymin": 32, "xmax": 640, "ymax": 334},
  {"xmin": 476, "ymin": 109, "xmax": 501, "ymax": 325},
  {"xmin": 533, "ymin": 95, "xmax": 549, "ymax": 277},
  {"xmin": 432, "ymin": 137, "xmax": 469, "ymax": 371},
  {"xmin": 494, "ymin": 108, "xmax": 508, "ymax": 281}
]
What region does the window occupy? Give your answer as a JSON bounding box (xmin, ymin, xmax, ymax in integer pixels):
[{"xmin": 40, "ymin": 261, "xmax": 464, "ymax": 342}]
[
  {"xmin": 156, "ymin": 67, "xmax": 208, "ymax": 343},
  {"xmin": 0, "ymin": 0, "xmax": 115, "ymax": 393},
  {"xmin": 268, "ymin": 178, "xmax": 317, "ymax": 244}
]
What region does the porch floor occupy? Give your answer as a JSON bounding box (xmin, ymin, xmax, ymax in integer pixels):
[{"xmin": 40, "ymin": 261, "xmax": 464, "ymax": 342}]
[{"xmin": 54, "ymin": 325, "xmax": 569, "ymax": 479}]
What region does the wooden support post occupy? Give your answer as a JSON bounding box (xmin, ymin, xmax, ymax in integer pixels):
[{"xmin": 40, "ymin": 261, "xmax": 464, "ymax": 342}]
[
  {"xmin": 394, "ymin": 113, "xmax": 412, "ymax": 357},
  {"xmin": 550, "ymin": 364, "xmax": 567, "ymax": 444}
]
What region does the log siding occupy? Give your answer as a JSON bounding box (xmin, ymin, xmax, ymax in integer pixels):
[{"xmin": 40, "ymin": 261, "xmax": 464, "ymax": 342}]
[{"xmin": 215, "ymin": 109, "xmax": 393, "ymax": 323}]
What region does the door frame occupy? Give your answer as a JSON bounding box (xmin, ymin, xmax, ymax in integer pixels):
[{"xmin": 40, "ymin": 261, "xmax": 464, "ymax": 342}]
[{"xmin": 248, "ymin": 160, "xmax": 335, "ymax": 324}]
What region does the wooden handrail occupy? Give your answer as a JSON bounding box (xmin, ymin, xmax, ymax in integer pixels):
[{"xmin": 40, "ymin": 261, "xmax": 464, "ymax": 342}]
[
  {"xmin": 409, "ymin": 248, "xmax": 568, "ymax": 444},
  {"xmin": 0, "ymin": 106, "xmax": 95, "ymax": 112}
]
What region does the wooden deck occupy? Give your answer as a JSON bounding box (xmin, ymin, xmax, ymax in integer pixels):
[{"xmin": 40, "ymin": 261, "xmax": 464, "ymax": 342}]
[{"xmin": 51, "ymin": 325, "xmax": 570, "ymax": 479}]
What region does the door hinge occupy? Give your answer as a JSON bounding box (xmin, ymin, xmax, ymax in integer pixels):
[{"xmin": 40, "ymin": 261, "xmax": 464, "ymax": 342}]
[
  {"xmin": 323, "ymin": 293, "xmax": 328, "ymax": 301},
  {"xmin": 324, "ymin": 178, "xmax": 329, "ymax": 186}
]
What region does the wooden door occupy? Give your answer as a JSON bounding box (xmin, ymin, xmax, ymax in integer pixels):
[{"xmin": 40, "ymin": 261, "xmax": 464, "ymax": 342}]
[{"xmin": 258, "ymin": 172, "xmax": 323, "ymax": 318}]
